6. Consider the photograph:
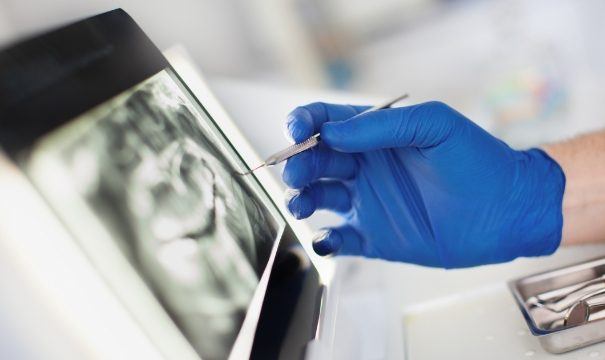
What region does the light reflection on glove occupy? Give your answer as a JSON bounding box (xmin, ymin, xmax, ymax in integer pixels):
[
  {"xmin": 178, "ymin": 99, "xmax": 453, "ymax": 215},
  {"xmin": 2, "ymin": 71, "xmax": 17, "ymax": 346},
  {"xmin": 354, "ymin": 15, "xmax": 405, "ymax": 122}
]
[{"xmin": 282, "ymin": 101, "xmax": 565, "ymax": 268}]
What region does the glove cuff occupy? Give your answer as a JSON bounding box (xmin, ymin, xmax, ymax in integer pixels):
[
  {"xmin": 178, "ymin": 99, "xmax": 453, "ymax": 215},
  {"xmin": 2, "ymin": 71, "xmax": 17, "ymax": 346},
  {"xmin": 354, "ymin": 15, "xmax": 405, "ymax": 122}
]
[{"xmin": 520, "ymin": 148, "xmax": 566, "ymax": 257}]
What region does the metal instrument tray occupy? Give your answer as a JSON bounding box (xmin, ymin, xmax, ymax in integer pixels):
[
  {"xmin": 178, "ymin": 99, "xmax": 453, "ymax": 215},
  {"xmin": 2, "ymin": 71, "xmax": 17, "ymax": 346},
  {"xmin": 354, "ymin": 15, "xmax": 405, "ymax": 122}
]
[{"xmin": 509, "ymin": 257, "xmax": 605, "ymax": 353}]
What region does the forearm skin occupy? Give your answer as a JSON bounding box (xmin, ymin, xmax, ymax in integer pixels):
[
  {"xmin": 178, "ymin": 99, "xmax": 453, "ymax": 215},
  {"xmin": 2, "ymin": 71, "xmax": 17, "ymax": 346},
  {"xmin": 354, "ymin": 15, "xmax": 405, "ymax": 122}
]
[{"xmin": 543, "ymin": 130, "xmax": 605, "ymax": 245}]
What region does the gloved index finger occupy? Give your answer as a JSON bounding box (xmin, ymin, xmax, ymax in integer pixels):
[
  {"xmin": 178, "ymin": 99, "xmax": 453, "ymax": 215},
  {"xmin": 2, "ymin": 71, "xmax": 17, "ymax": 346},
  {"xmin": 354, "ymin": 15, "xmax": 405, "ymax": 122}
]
[
  {"xmin": 320, "ymin": 101, "xmax": 460, "ymax": 153},
  {"xmin": 286, "ymin": 102, "xmax": 368, "ymax": 143}
]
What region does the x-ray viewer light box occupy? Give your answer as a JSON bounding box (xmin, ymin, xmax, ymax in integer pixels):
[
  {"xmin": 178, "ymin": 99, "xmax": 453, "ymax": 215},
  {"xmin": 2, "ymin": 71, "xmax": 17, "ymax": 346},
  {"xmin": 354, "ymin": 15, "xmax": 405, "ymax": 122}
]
[{"xmin": 0, "ymin": 9, "xmax": 323, "ymax": 360}]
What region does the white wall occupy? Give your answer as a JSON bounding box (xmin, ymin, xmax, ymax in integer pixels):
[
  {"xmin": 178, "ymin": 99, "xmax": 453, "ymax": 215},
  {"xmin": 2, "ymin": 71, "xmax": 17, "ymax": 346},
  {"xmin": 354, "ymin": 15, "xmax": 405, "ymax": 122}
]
[
  {"xmin": 0, "ymin": 2, "xmax": 16, "ymax": 45},
  {"xmin": 0, "ymin": 0, "xmax": 261, "ymax": 77}
]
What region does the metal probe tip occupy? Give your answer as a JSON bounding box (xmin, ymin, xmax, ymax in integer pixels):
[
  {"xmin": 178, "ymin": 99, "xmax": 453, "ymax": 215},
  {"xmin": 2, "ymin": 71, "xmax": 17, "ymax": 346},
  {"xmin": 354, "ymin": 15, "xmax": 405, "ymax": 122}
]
[{"xmin": 239, "ymin": 163, "xmax": 266, "ymax": 176}]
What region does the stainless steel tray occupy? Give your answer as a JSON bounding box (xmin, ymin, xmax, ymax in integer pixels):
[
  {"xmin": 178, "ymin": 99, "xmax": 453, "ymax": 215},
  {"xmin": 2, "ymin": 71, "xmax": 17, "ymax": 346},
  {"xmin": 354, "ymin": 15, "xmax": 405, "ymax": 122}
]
[{"xmin": 509, "ymin": 257, "xmax": 605, "ymax": 353}]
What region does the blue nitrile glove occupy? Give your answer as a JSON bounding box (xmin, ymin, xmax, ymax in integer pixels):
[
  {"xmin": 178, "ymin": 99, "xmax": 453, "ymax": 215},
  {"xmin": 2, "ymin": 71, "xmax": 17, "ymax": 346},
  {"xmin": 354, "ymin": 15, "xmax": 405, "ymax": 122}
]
[{"xmin": 282, "ymin": 101, "xmax": 565, "ymax": 268}]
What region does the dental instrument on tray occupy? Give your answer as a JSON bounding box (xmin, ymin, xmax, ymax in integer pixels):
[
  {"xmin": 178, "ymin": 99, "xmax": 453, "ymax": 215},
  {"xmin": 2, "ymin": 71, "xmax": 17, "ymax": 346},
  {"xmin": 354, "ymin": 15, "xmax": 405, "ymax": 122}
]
[{"xmin": 240, "ymin": 94, "xmax": 409, "ymax": 175}]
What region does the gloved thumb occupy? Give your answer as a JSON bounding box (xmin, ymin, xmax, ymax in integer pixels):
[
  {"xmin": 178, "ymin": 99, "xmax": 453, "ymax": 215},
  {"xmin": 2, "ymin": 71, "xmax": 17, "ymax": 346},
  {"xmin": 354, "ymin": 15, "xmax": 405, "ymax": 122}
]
[{"xmin": 320, "ymin": 101, "xmax": 458, "ymax": 153}]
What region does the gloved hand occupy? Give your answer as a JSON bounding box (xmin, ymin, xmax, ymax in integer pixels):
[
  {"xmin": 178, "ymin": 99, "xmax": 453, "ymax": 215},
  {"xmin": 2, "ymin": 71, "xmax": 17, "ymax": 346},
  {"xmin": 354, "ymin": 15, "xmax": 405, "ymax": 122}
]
[{"xmin": 282, "ymin": 101, "xmax": 566, "ymax": 268}]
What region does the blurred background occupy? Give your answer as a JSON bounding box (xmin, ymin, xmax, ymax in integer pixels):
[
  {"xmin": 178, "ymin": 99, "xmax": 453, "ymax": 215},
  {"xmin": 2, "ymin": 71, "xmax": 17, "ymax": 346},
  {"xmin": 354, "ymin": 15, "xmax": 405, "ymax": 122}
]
[{"xmin": 1, "ymin": 0, "xmax": 604, "ymax": 146}]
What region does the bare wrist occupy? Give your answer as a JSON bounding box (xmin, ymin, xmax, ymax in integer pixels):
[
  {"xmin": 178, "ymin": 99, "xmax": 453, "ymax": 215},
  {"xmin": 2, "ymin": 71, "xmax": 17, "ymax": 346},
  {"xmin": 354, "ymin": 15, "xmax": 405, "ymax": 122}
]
[{"xmin": 542, "ymin": 132, "xmax": 605, "ymax": 245}]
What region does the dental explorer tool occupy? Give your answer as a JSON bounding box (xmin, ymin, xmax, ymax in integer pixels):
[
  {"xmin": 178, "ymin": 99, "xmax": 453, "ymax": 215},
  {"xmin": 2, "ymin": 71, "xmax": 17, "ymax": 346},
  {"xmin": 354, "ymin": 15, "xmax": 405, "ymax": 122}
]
[{"xmin": 240, "ymin": 94, "xmax": 409, "ymax": 175}]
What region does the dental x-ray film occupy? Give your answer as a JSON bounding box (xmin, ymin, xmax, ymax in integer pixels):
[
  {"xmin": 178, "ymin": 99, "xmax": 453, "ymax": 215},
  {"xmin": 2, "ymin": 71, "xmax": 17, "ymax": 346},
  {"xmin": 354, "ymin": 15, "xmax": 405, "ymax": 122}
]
[{"xmin": 27, "ymin": 69, "xmax": 284, "ymax": 359}]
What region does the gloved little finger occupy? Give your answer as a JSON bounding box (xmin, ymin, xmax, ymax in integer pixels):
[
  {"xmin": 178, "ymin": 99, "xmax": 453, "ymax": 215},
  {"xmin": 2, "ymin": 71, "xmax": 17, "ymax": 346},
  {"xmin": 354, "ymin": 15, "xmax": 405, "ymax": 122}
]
[
  {"xmin": 312, "ymin": 226, "xmax": 364, "ymax": 257},
  {"xmin": 286, "ymin": 180, "xmax": 351, "ymax": 219}
]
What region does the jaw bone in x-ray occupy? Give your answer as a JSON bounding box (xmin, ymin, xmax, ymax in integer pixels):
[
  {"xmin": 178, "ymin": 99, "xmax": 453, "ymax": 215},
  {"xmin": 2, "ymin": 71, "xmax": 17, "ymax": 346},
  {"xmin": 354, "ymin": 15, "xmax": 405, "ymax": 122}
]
[{"xmin": 53, "ymin": 70, "xmax": 278, "ymax": 359}]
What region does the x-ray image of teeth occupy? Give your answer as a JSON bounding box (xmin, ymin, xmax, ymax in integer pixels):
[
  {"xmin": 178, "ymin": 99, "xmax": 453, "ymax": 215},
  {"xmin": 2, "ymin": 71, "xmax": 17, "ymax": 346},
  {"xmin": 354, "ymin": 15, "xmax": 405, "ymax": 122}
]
[{"xmin": 53, "ymin": 70, "xmax": 279, "ymax": 360}]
